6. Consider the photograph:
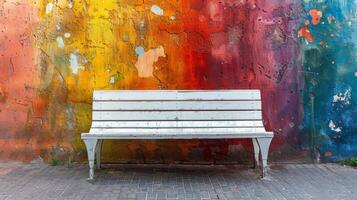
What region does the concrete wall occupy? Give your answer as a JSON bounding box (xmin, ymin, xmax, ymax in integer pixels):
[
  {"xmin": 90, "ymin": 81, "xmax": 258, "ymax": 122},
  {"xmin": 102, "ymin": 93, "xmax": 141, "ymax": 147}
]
[{"xmin": 0, "ymin": 0, "xmax": 356, "ymax": 163}]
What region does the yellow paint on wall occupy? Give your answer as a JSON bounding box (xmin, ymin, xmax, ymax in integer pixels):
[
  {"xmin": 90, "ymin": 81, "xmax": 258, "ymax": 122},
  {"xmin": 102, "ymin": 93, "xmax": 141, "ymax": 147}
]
[{"xmin": 32, "ymin": 0, "xmax": 189, "ymax": 160}]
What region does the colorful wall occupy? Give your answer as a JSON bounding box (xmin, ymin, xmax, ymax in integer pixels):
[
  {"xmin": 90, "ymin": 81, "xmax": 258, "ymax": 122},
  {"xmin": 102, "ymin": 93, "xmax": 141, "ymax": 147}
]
[{"xmin": 0, "ymin": 0, "xmax": 356, "ymax": 163}]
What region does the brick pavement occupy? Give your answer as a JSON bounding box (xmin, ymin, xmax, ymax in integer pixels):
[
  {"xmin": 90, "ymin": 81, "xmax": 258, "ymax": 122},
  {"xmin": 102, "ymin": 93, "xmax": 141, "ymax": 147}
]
[{"xmin": 0, "ymin": 161, "xmax": 356, "ymax": 200}]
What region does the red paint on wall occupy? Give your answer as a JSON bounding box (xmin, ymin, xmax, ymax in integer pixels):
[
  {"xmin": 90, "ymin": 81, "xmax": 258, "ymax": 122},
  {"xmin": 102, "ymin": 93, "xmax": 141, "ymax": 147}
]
[{"xmin": 156, "ymin": 0, "xmax": 301, "ymax": 161}]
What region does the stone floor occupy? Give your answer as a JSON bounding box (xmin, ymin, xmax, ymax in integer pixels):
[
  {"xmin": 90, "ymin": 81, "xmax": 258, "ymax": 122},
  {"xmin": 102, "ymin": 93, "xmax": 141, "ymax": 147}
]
[{"xmin": 0, "ymin": 161, "xmax": 356, "ymax": 200}]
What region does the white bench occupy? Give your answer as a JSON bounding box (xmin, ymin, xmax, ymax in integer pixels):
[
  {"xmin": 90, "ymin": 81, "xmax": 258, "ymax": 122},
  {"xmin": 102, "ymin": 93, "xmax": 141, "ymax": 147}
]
[{"xmin": 81, "ymin": 90, "xmax": 273, "ymax": 179}]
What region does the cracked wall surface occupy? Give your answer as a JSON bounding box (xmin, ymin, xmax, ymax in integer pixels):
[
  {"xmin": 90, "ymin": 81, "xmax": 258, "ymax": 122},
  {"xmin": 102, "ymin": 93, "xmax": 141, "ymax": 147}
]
[{"xmin": 0, "ymin": 0, "xmax": 356, "ymax": 163}]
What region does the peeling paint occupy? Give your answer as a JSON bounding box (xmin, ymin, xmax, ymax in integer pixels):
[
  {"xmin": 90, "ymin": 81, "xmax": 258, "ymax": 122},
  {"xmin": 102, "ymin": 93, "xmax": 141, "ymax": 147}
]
[
  {"xmin": 151, "ymin": 5, "xmax": 163, "ymax": 16},
  {"xmin": 135, "ymin": 46, "xmax": 166, "ymax": 78},
  {"xmin": 46, "ymin": 3, "xmax": 53, "ymax": 14},
  {"xmin": 109, "ymin": 75, "xmax": 116, "ymax": 84},
  {"xmin": 333, "ymin": 89, "xmax": 351, "ymax": 104},
  {"xmin": 64, "ymin": 32, "xmax": 71, "ymax": 38},
  {"xmin": 56, "ymin": 36, "xmax": 64, "ymax": 48},
  {"xmin": 135, "ymin": 46, "xmax": 145, "ymax": 58},
  {"xmin": 329, "ymin": 120, "xmax": 342, "ymax": 132},
  {"xmin": 69, "ymin": 53, "xmax": 80, "ymax": 74}
]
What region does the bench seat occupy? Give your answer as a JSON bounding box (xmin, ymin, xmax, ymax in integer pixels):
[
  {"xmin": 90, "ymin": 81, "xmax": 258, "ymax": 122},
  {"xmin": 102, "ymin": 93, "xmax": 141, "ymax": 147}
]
[
  {"xmin": 83, "ymin": 129, "xmax": 273, "ymax": 139},
  {"xmin": 81, "ymin": 90, "xmax": 274, "ymax": 180}
]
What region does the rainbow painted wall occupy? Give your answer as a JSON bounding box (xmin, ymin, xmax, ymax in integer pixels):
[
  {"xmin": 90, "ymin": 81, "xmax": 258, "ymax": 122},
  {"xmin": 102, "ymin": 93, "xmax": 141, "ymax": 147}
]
[{"xmin": 0, "ymin": 0, "xmax": 356, "ymax": 163}]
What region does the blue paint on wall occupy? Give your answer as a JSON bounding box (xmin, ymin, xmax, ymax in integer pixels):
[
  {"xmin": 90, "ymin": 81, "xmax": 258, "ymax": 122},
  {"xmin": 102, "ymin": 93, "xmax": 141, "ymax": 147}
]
[
  {"xmin": 300, "ymin": 0, "xmax": 357, "ymax": 161},
  {"xmin": 135, "ymin": 46, "xmax": 145, "ymax": 58}
]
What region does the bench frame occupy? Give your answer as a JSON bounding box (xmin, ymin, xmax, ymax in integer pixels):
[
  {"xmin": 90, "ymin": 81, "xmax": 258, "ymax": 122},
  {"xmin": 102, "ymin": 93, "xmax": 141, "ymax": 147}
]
[{"xmin": 82, "ymin": 90, "xmax": 273, "ymax": 180}]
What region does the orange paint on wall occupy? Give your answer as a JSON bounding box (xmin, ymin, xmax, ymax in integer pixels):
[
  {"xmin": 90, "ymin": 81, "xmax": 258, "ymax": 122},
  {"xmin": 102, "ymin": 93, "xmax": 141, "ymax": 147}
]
[
  {"xmin": 298, "ymin": 26, "xmax": 313, "ymax": 42},
  {"xmin": 309, "ymin": 9, "xmax": 322, "ymax": 25}
]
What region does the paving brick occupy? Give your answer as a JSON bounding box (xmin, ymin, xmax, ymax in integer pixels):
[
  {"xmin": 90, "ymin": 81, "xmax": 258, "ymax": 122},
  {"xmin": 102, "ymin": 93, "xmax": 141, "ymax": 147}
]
[{"xmin": 0, "ymin": 162, "xmax": 356, "ymax": 200}]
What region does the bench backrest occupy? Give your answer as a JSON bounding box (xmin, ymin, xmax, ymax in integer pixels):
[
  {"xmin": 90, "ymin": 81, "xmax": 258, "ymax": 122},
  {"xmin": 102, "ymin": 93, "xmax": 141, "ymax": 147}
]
[{"xmin": 90, "ymin": 90, "xmax": 264, "ymax": 130}]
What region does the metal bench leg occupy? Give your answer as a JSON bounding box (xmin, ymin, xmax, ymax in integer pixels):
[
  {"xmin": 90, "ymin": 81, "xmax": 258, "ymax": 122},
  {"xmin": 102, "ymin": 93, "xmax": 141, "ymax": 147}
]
[
  {"xmin": 96, "ymin": 140, "xmax": 103, "ymax": 169},
  {"xmin": 252, "ymin": 138, "xmax": 260, "ymax": 168},
  {"xmin": 256, "ymin": 137, "xmax": 272, "ymax": 178},
  {"xmin": 83, "ymin": 138, "xmax": 98, "ymax": 180}
]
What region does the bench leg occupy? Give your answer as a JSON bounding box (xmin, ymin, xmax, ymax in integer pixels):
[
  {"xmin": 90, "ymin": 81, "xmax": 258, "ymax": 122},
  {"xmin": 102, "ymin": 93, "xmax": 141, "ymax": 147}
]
[
  {"xmin": 83, "ymin": 138, "xmax": 98, "ymax": 180},
  {"xmin": 256, "ymin": 137, "xmax": 272, "ymax": 178},
  {"xmin": 96, "ymin": 139, "xmax": 103, "ymax": 169},
  {"xmin": 252, "ymin": 138, "xmax": 260, "ymax": 168}
]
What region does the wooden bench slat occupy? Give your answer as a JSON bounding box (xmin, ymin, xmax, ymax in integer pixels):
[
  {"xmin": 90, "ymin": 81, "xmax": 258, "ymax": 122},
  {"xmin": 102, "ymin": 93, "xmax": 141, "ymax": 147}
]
[
  {"xmin": 82, "ymin": 131, "xmax": 273, "ymax": 139},
  {"xmin": 93, "ymin": 90, "xmax": 260, "ymax": 101},
  {"xmin": 93, "ymin": 101, "xmax": 261, "ymax": 111},
  {"xmin": 92, "ymin": 111, "xmax": 262, "ymax": 121},
  {"xmin": 91, "ymin": 121, "xmax": 264, "ymax": 128},
  {"xmin": 89, "ymin": 127, "xmax": 267, "ymax": 133}
]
